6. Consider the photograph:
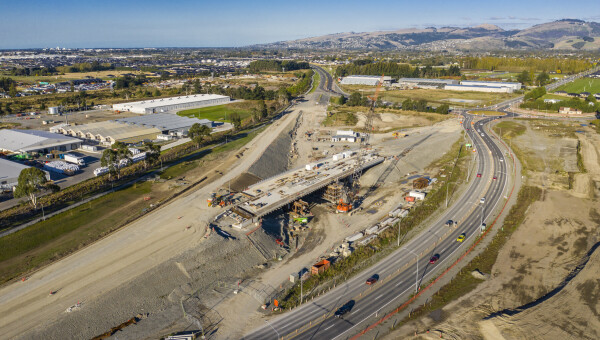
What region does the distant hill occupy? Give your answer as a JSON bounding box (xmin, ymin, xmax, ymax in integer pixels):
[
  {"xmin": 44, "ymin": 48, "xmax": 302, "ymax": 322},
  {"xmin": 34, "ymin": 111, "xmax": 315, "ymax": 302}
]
[{"xmin": 254, "ymin": 19, "xmax": 600, "ymax": 51}]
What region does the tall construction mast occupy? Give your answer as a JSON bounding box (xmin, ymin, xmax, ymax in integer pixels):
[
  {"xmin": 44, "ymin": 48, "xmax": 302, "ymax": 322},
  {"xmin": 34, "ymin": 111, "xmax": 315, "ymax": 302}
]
[{"xmin": 337, "ymin": 74, "xmax": 384, "ymax": 213}]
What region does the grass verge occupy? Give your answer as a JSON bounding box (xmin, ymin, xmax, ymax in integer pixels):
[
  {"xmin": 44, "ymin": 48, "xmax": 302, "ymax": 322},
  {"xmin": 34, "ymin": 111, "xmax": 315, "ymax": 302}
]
[
  {"xmin": 0, "ymin": 126, "xmax": 266, "ymax": 284},
  {"xmin": 469, "ymin": 110, "xmax": 505, "ymax": 116},
  {"xmin": 394, "ymin": 185, "xmax": 542, "ymax": 328},
  {"xmin": 0, "ymin": 182, "xmax": 153, "ymax": 284},
  {"xmin": 309, "ymin": 71, "xmax": 320, "ymax": 94}
]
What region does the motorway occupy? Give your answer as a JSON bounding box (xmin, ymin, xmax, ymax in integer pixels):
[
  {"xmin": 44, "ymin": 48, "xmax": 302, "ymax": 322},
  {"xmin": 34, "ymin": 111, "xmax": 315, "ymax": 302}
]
[
  {"xmin": 312, "ymin": 65, "xmax": 348, "ymax": 98},
  {"xmin": 244, "ymin": 65, "xmax": 600, "ymax": 340},
  {"xmin": 245, "ymin": 112, "xmax": 513, "ymax": 339}
]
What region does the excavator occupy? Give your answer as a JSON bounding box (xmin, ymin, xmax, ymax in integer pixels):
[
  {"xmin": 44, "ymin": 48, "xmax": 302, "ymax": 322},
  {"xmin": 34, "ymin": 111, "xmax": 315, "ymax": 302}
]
[{"xmin": 336, "ymin": 74, "xmax": 384, "ymax": 214}]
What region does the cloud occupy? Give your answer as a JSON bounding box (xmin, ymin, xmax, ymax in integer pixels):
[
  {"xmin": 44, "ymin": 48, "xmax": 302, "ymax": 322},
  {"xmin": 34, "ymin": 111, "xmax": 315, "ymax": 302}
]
[{"xmin": 489, "ymin": 16, "xmax": 540, "ymax": 21}]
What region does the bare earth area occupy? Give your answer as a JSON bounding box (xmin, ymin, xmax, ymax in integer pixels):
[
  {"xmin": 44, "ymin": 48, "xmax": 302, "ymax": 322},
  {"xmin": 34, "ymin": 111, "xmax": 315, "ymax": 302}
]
[{"xmin": 383, "ymin": 119, "xmax": 600, "ymax": 340}]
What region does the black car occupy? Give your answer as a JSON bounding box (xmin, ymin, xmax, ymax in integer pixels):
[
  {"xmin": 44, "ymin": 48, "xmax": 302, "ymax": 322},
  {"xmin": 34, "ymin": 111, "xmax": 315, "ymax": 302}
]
[{"xmin": 334, "ymin": 300, "xmax": 355, "ymax": 318}]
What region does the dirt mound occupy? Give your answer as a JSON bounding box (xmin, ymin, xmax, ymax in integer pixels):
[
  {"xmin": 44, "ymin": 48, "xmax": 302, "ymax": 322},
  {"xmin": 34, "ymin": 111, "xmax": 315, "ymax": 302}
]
[
  {"xmin": 485, "ymin": 243, "xmax": 600, "ymax": 340},
  {"xmin": 229, "ymin": 172, "xmax": 262, "ymax": 192}
]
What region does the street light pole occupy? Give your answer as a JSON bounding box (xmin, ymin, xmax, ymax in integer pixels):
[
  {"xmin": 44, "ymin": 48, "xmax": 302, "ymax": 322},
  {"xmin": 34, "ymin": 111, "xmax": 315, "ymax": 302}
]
[
  {"xmin": 406, "ymin": 249, "xmax": 419, "ymax": 294},
  {"xmin": 264, "ymin": 320, "xmax": 280, "ymax": 340}
]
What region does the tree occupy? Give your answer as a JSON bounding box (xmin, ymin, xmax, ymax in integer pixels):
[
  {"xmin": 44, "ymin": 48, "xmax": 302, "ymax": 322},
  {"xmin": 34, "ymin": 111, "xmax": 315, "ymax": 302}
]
[
  {"xmin": 517, "ymin": 70, "xmax": 530, "ymax": 85},
  {"xmin": 101, "ymin": 148, "xmax": 119, "ymax": 181},
  {"xmin": 347, "ymin": 92, "xmax": 363, "ymax": 106},
  {"xmin": 230, "ymin": 112, "xmax": 242, "ymax": 131},
  {"xmin": 188, "ymin": 123, "xmax": 212, "ymax": 146},
  {"xmin": 44, "ymin": 182, "xmax": 61, "ymax": 194},
  {"xmin": 436, "ymin": 104, "xmax": 450, "ymax": 114},
  {"xmin": 14, "ymin": 168, "xmax": 48, "ymax": 209},
  {"xmin": 8, "ymin": 83, "xmax": 17, "ymax": 98},
  {"xmin": 586, "ymin": 94, "xmax": 597, "ymax": 103},
  {"xmin": 536, "ymin": 72, "xmax": 550, "ymax": 86},
  {"xmin": 402, "ymin": 98, "xmax": 413, "ymax": 111},
  {"xmin": 143, "ymin": 141, "xmax": 161, "ymax": 168},
  {"xmin": 258, "ymin": 100, "xmax": 268, "ymax": 118}
]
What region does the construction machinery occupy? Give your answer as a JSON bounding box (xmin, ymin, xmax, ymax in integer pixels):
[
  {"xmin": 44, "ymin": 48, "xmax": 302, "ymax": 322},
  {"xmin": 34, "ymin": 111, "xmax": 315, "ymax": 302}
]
[{"xmin": 337, "ymin": 74, "xmax": 384, "ymax": 213}]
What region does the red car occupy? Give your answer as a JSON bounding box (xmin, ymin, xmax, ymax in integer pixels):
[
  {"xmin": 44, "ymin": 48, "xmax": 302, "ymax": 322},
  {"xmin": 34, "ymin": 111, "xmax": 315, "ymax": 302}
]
[
  {"xmin": 476, "ymin": 173, "xmax": 482, "ymax": 178},
  {"xmin": 366, "ymin": 275, "xmax": 379, "ymax": 285},
  {"xmin": 493, "ymin": 176, "xmax": 497, "ymax": 180},
  {"xmin": 429, "ymin": 254, "xmax": 440, "ymax": 264}
]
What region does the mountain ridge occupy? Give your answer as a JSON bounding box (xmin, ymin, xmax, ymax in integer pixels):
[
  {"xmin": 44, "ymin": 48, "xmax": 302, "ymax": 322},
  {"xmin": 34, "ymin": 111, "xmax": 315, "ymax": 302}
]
[{"xmin": 253, "ymin": 19, "xmax": 600, "ymax": 51}]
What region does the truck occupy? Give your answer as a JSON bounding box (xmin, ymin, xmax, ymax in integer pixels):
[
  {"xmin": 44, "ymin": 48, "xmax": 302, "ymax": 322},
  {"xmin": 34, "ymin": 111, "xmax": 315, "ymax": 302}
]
[{"xmin": 63, "ymin": 154, "xmax": 86, "ymax": 166}]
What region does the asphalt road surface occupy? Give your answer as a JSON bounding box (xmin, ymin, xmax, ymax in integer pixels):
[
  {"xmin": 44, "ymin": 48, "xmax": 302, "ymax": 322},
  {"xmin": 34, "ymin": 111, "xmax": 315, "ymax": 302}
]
[{"xmin": 245, "ymin": 111, "xmax": 514, "ymax": 340}]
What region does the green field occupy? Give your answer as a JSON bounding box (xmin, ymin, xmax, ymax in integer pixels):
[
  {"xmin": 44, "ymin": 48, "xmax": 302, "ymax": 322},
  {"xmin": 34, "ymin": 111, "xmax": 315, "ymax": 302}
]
[
  {"xmin": 309, "ymin": 71, "xmax": 320, "ymax": 94},
  {"xmin": 177, "ymin": 102, "xmax": 254, "ymax": 122},
  {"xmin": 0, "ymin": 182, "xmax": 153, "ymax": 283},
  {"xmin": 555, "ymin": 78, "xmax": 600, "ymax": 94}
]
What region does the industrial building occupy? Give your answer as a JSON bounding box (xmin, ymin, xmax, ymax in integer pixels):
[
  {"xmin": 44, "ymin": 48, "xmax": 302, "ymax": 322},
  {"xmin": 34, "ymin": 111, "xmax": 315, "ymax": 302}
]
[
  {"xmin": 112, "ymin": 94, "xmax": 230, "ymax": 114},
  {"xmin": 0, "ymin": 129, "xmax": 82, "ymax": 154},
  {"xmin": 331, "ymin": 130, "xmax": 361, "ymax": 143},
  {"xmin": 114, "ymin": 113, "xmax": 212, "ymax": 135},
  {"xmin": 459, "ymin": 80, "xmax": 522, "ymax": 92},
  {"xmin": 60, "ymin": 121, "xmax": 162, "ymax": 145},
  {"xmin": 57, "ymin": 114, "xmax": 212, "ymax": 145},
  {"xmin": 396, "ymin": 78, "xmax": 458, "ymax": 89},
  {"xmin": 0, "ymin": 159, "xmax": 46, "ymax": 190},
  {"xmin": 444, "ymin": 84, "xmax": 514, "ymax": 93},
  {"xmin": 340, "ymin": 75, "xmax": 392, "ymax": 86}
]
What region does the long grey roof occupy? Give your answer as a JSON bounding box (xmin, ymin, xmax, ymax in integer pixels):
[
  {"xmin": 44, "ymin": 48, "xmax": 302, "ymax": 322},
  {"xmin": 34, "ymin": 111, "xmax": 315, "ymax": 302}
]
[
  {"xmin": 0, "ymin": 129, "xmax": 82, "ymax": 153},
  {"xmin": 114, "ymin": 113, "xmax": 211, "ymax": 131},
  {"xmin": 0, "ymin": 158, "xmax": 29, "ymax": 182}
]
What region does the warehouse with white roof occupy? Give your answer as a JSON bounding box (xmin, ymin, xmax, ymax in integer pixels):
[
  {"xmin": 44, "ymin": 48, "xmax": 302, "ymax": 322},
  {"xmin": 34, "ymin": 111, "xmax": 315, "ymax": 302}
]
[
  {"xmin": 114, "ymin": 113, "xmax": 212, "ymax": 134},
  {"xmin": 0, "ymin": 158, "xmax": 50, "ymax": 190},
  {"xmin": 60, "ymin": 121, "xmax": 162, "ymax": 145},
  {"xmin": 112, "ymin": 94, "xmax": 230, "ymax": 114},
  {"xmin": 57, "ymin": 114, "xmax": 213, "ymax": 145},
  {"xmin": 340, "ymin": 75, "xmax": 392, "ymax": 86},
  {"xmin": 0, "ymin": 129, "xmax": 82, "ymax": 154}
]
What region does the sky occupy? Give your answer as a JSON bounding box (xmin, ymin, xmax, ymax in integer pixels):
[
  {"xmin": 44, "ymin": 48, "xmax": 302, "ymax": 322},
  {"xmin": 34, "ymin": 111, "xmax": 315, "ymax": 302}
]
[{"xmin": 1, "ymin": 0, "xmax": 599, "ymax": 48}]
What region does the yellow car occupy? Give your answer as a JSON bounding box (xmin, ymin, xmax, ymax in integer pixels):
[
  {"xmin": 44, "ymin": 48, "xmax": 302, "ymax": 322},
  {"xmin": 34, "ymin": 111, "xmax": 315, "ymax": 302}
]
[{"xmin": 457, "ymin": 233, "xmax": 466, "ymax": 242}]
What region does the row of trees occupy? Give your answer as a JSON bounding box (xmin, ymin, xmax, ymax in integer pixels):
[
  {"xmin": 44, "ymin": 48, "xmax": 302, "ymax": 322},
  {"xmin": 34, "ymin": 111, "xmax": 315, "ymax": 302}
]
[
  {"xmin": 0, "ymin": 77, "xmax": 16, "ymax": 92},
  {"xmin": 460, "ymin": 57, "xmax": 591, "ymax": 74},
  {"xmin": 521, "ymin": 86, "xmax": 600, "ymax": 113},
  {"xmin": 248, "ymin": 60, "xmax": 310, "ymax": 72},
  {"xmin": 336, "ymin": 92, "xmax": 450, "ymax": 114},
  {"xmin": 335, "ymin": 62, "xmax": 461, "ymax": 79},
  {"xmin": 516, "ymin": 70, "xmax": 550, "ymax": 86}
]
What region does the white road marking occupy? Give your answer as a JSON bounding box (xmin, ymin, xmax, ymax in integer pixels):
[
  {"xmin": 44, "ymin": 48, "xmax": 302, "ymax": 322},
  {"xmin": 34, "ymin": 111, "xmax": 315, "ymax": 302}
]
[
  {"xmin": 351, "ymin": 308, "xmax": 360, "ymax": 314},
  {"xmin": 324, "ymin": 324, "xmax": 335, "ymax": 331},
  {"xmin": 375, "ymin": 294, "xmax": 383, "ymax": 300}
]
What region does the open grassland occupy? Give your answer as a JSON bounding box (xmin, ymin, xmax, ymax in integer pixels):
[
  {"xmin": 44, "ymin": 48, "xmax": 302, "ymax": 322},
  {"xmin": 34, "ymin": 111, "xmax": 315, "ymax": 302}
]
[
  {"xmin": 9, "ymin": 70, "xmax": 149, "ymax": 85},
  {"xmin": 555, "ymin": 78, "xmax": 600, "ymax": 94},
  {"xmin": 177, "ymin": 101, "xmax": 256, "ymax": 122},
  {"xmin": 340, "ymin": 85, "xmax": 518, "ymax": 107}
]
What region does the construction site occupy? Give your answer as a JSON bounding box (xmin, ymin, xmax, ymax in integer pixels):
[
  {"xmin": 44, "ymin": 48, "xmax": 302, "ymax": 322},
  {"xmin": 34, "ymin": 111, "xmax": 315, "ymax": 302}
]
[{"xmin": 0, "ymin": 74, "xmax": 465, "ymax": 340}]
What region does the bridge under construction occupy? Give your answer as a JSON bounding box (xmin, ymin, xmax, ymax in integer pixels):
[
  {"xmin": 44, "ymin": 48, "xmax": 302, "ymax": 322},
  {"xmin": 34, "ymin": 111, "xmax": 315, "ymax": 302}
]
[{"xmin": 220, "ymin": 152, "xmax": 385, "ymax": 229}]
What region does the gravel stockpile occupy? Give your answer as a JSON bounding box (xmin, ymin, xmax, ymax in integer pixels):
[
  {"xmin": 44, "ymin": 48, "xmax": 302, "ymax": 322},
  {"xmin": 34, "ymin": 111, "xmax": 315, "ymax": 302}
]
[
  {"xmin": 247, "ymin": 115, "xmax": 299, "ymax": 179},
  {"xmin": 18, "ymin": 232, "xmax": 273, "ymax": 340}
]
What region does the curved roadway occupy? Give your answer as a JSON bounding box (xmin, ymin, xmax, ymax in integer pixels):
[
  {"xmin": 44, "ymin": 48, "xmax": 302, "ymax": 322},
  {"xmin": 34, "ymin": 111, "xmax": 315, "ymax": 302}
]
[{"xmin": 245, "ymin": 112, "xmax": 514, "ymax": 340}]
